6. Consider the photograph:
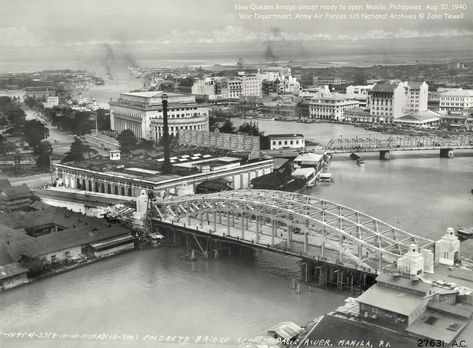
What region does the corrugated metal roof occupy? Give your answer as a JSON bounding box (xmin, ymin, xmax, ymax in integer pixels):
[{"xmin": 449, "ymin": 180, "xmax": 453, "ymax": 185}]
[
  {"xmin": 0, "ymin": 184, "xmax": 31, "ymax": 200},
  {"xmin": 356, "ymin": 284, "xmax": 426, "ymax": 316},
  {"xmin": 7, "ymin": 224, "xmax": 131, "ymax": 260}
]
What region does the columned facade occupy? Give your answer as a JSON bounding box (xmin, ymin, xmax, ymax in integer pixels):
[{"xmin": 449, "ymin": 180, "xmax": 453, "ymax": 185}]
[
  {"xmin": 109, "ymin": 91, "xmax": 209, "ymax": 141},
  {"xmin": 55, "ymin": 160, "xmax": 273, "ymax": 199}
]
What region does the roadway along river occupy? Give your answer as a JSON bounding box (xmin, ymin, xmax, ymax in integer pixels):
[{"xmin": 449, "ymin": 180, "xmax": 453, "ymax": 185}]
[{"xmin": 1, "ymin": 121, "xmax": 472, "ymax": 348}]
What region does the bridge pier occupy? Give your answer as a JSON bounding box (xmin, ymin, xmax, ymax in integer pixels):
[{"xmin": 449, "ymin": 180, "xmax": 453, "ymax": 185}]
[
  {"xmin": 379, "ymin": 150, "xmax": 390, "ymax": 160},
  {"xmin": 440, "ymin": 148, "xmax": 454, "ymax": 158},
  {"xmin": 301, "ymin": 260, "xmax": 376, "ymax": 293}
]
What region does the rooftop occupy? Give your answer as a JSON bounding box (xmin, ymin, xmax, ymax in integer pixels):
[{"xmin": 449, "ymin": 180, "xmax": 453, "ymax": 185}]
[
  {"xmin": 372, "ymin": 83, "xmax": 397, "ymax": 93},
  {"xmin": 120, "ymin": 91, "xmax": 183, "ymax": 98},
  {"xmin": 0, "ymin": 183, "xmax": 32, "ymax": 200},
  {"xmin": 7, "ymin": 223, "xmax": 131, "ymax": 260},
  {"xmin": 376, "ymin": 273, "xmax": 433, "ymax": 294},
  {"xmin": 396, "ymin": 110, "xmax": 441, "ymax": 122},
  {"xmin": 268, "ymin": 134, "xmax": 304, "ymax": 138},
  {"xmin": 440, "ymin": 88, "xmax": 473, "ymax": 97},
  {"xmin": 294, "ymin": 153, "xmax": 323, "ymax": 163},
  {"xmin": 408, "ymin": 81, "xmax": 425, "ymax": 90},
  {"xmin": 0, "ymin": 262, "xmax": 28, "ymax": 280},
  {"xmin": 0, "ymin": 179, "xmax": 11, "ymax": 189},
  {"xmin": 356, "ymin": 284, "xmax": 426, "ymax": 316},
  {"xmin": 407, "ymin": 309, "xmax": 471, "ymax": 345}
]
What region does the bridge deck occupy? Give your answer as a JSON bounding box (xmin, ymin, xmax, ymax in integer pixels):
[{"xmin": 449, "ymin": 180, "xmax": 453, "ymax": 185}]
[{"xmin": 153, "ymin": 189, "xmax": 435, "ymax": 274}]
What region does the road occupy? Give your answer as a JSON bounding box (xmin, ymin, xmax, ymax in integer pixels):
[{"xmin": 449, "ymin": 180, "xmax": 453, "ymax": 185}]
[{"xmin": 23, "ymin": 105, "xmax": 74, "ymax": 155}]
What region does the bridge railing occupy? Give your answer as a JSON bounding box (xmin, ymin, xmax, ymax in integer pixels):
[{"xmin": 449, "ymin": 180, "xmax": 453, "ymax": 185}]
[{"xmin": 325, "ymin": 135, "xmax": 473, "ymax": 151}]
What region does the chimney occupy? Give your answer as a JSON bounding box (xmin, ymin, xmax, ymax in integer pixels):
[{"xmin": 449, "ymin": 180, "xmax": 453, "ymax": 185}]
[{"xmin": 161, "ymin": 93, "xmax": 172, "ymax": 174}]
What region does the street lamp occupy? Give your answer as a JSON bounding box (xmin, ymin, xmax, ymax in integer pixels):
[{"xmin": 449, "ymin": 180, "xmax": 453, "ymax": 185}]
[{"xmin": 161, "ymin": 93, "xmax": 172, "ymax": 174}]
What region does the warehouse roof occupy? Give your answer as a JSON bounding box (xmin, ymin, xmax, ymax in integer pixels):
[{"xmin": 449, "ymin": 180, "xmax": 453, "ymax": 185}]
[{"xmin": 356, "ymin": 284, "xmax": 426, "ymax": 316}]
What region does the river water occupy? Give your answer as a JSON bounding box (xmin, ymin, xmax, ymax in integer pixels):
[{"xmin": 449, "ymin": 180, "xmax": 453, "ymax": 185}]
[{"xmin": 1, "ymin": 120, "xmax": 472, "ymax": 348}]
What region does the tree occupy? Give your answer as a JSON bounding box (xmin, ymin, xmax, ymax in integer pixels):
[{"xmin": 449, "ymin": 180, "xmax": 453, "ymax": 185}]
[
  {"xmin": 0, "ymin": 140, "xmax": 17, "ymax": 155},
  {"xmin": 118, "ymin": 129, "xmax": 137, "ymax": 153},
  {"xmin": 35, "ymin": 140, "xmax": 52, "ymax": 156},
  {"xmin": 237, "ymin": 121, "xmax": 264, "ymax": 136},
  {"xmin": 4, "ymin": 104, "xmax": 26, "ymax": 127},
  {"xmin": 72, "ymin": 111, "xmax": 93, "ymax": 135},
  {"xmin": 23, "ymin": 120, "xmax": 49, "ymax": 148},
  {"xmin": 96, "ymin": 109, "xmax": 110, "ymax": 131},
  {"xmin": 219, "ymin": 119, "xmax": 235, "ymax": 134},
  {"xmin": 36, "ymin": 152, "xmax": 51, "ymax": 169},
  {"xmin": 62, "ymin": 137, "xmax": 96, "ymax": 163},
  {"xmin": 35, "ymin": 140, "xmax": 53, "ymax": 170}
]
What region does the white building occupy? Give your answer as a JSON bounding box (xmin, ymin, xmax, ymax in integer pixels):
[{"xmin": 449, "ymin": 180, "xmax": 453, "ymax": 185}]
[
  {"xmin": 439, "ymin": 88, "xmax": 473, "ymax": 112},
  {"xmin": 42, "ymin": 96, "xmax": 59, "ymax": 108},
  {"xmin": 435, "ymin": 227, "xmax": 460, "ymax": 266},
  {"xmin": 346, "ymin": 84, "xmax": 374, "ymax": 108},
  {"xmin": 241, "ymin": 75, "xmax": 262, "ymax": 98},
  {"xmin": 109, "ymin": 91, "xmax": 209, "ymax": 141},
  {"xmin": 191, "ymin": 78, "xmax": 216, "ymax": 96},
  {"xmin": 407, "ymin": 81, "xmax": 428, "ymax": 112},
  {"xmin": 393, "ymin": 110, "xmax": 440, "ymax": 128},
  {"xmin": 369, "ymin": 82, "xmax": 409, "ymax": 123},
  {"xmin": 313, "ymin": 76, "xmax": 346, "ymax": 86},
  {"xmin": 308, "ymin": 95, "xmax": 359, "ymax": 121},
  {"xmin": 228, "ymin": 79, "xmax": 242, "ymax": 99},
  {"xmin": 267, "ymin": 134, "xmax": 304, "ymax": 150}
]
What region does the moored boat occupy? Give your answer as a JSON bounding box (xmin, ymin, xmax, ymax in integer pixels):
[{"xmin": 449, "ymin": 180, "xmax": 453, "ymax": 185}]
[{"xmin": 318, "ymin": 172, "xmax": 334, "ymax": 183}]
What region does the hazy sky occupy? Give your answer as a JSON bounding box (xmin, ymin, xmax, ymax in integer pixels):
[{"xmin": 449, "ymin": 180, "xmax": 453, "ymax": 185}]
[{"xmin": 1, "ymin": 0, "xmax": 472, "ymax": 48}]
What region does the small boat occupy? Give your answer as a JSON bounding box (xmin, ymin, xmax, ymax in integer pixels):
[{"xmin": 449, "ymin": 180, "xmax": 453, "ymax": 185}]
[
  {"xmin": 357, "ymin": 160, "xmax": 367, "ymax": 167},
  {"xmin": 457, "ymin": 226, "xmax": 473, "ymax": 240},
  {"xmin": 318, "ymin": 173, "xmax": 334, "ymax": 183},
  {"xmin": 350, "ymin": 153, "xmax": 361, "ymax": 160},
  {"xmin": 149, "ymin": 233, "xmax": 164, "ymax": 246}
]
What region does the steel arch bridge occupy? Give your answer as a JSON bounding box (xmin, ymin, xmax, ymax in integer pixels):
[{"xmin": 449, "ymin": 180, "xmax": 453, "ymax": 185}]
[
  {"xmin": 326, "ymin": 135, "xmax": 473, "ymax": 152},
  {"xmin": 152, "ymin": 189, "xmax": 434, "ymax": 273}
]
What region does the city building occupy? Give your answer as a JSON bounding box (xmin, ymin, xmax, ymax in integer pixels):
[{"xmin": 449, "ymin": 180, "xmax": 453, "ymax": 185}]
[
  {"xmin": 346, "ymin": 84, "xmax": 374, "ymax": 108},
  {"xmin": 308, "ymin": 95, "xmax": 359, "ymax": 121},
  {"xmin": 343, "ymin": 108, "xmax": 375, "ymax": 123},
  {"xmin": 1, "ymin": 204, "xmax": 134, "ymax": 265},
  {"xmin": 228, "ymin": 79, "xmax": 242, "ymax": 99},
  {"xmin": 0, "ymin": 180, "xmax": 32, "ymax": 212},
  {"xmin": 439, "ymin": 88, "xmax": 473, "ymax": 112},
  {"xmin": 109, "ymin": 91, "xmax": 209, "ymax": 141},
  {"xmin": 264, "ymin": 134, "xmax": 305, "ymax": 150},
  {"xmin": 313, "ymin": 76, "xmax": 347, "ymax": 86},
  {"xmin": 439, "ymin": 111, "xmax": 473, "ymax": 130},
  {"xmin": 191, "ymin": 78, "xmax": 216, "ymax": 96},
  {"xmin": 0, "ymin": 261, "xmax": 29, "ymax": 290},
  {"xmin": 241, "ymin": 75, "xmax": 262, "ymax": 98},
  {"xmin": 24, "ymin": 86, "xmax": 56, "ymax": 100},
  {"xmin": 393, "ymin": 110, "xmax": 441, "ymax": 128},
  {"xmin": 55, "ymin": 131, "xmax": 272, "ymax": 198},
  {"xmin": 369, "ymin": 82, "xmax": 409, "ymax": 123},
  {"xmin": 435, "ymin": 227, "xmax": 460, "ymax": 266},
  {"xmin": 43, "ymin": 96, "xmax": 59, "ymax": 108},
  {"xmin": 259, "ymin": 95, "xmax": 300, "ymax": 119},
  {"xmin": 407, "ymin": 81, "xmax": 429, "ymax": 112}
]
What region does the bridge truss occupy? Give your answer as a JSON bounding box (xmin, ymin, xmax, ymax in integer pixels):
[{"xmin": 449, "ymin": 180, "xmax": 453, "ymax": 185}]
[
  {"xmin": 153, "ymin": 189, "xmax": 434, "ymax": 273},
  {"xmin": 327, "ymin": 135, "xmax": 473, "ymax": 152}
]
